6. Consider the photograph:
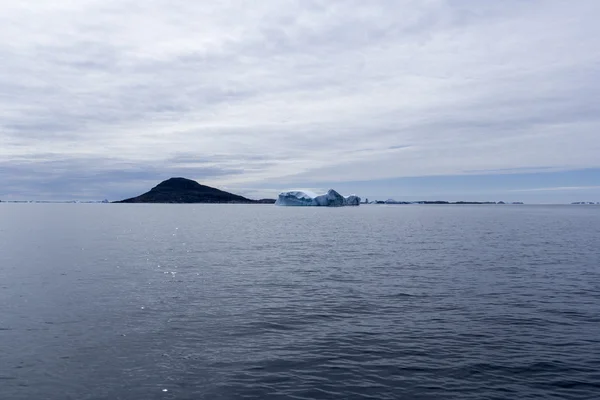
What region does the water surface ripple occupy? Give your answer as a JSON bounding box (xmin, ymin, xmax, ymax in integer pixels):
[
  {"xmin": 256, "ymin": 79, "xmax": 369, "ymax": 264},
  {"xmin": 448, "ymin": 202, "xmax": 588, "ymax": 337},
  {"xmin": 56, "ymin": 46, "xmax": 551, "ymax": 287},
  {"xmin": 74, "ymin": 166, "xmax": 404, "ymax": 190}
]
[{"xmin": 1, "ymin": 204, "xmax": 599, "ymax": 399}]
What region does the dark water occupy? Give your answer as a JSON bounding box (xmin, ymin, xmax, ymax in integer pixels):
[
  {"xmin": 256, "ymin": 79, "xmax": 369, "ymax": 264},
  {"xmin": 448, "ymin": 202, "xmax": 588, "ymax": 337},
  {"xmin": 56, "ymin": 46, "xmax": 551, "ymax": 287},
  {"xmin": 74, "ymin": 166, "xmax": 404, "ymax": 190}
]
[{"xmin": 1, "ymin": 204, "xmax": 599, "ymax": 400}]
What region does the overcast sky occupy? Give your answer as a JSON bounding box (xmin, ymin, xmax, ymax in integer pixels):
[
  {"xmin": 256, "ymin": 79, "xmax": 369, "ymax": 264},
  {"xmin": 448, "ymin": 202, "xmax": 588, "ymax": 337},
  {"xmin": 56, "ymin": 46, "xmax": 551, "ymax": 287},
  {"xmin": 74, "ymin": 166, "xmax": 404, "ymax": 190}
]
[{"xmin": 1, "ymin": 0, "xmax": 599, "ymax": 203}]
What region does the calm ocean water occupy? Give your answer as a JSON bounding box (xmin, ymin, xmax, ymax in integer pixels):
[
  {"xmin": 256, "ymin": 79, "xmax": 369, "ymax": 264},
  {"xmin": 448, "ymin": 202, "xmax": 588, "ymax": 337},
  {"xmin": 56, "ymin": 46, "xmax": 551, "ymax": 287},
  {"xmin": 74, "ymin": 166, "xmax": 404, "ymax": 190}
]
[{"xmin": 1, "ymin": 204, "xmax": 599, "ymax": 400}]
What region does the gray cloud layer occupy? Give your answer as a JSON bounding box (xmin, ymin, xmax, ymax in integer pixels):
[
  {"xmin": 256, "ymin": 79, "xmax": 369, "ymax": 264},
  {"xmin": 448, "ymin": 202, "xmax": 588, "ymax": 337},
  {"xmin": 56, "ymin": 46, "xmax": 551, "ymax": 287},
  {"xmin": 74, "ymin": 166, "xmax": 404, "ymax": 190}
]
[{"xmin": 1, "ymin": 0, "xmax": 599, "ymax": 199}]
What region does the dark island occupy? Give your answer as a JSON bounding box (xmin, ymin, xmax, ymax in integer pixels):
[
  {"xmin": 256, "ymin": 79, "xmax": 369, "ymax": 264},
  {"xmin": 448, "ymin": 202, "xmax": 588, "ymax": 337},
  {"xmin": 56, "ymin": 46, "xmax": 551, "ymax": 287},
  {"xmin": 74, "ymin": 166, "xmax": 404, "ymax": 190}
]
[{"xmin": 115, "ymin": 177, "xmax": 276, "ymax": 204}]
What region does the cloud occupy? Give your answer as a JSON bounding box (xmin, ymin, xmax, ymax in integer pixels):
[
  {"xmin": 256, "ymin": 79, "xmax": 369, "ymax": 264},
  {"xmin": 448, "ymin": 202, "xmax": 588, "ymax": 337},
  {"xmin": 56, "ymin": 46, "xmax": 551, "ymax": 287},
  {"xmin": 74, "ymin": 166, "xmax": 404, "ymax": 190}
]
[
  {"xmin": 1, "ymin": 0, "xmax": 600, "ymax": 199},
  {"xmin": 0, "ymin": 155, "xmax": 244, "ymax": 200}
]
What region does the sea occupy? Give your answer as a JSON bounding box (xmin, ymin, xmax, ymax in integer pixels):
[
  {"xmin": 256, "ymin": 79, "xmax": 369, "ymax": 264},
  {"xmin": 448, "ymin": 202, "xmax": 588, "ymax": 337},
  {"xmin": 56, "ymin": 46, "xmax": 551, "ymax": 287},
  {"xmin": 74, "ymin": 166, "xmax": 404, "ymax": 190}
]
[{"xmin": 1, "ymin": 204, "xmax": 599, "ymax": 400}]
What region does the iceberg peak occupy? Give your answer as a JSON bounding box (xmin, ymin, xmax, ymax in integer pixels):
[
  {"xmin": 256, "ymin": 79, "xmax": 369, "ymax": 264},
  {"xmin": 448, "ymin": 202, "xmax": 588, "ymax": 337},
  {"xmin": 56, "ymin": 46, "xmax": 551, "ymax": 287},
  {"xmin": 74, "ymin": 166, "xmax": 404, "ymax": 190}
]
[{"xmin": 275, "ymin": 189, "xmax": 361, "ymax": 207}]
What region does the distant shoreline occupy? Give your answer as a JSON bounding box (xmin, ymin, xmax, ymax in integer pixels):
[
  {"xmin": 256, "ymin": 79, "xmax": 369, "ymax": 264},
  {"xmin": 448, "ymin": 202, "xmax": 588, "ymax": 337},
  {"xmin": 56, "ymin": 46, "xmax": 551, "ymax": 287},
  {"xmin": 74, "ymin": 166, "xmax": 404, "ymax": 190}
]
[
  {"xmin": 3, "ymin": 200, "xmax": 599, "ymax": 205},
  {"xmin": 3, "ymin": 177, "xmax": 597, "ymax": 205},
  {"xmin": 368, "ymin": 201, "xmax": 523, "ymax": 205}
]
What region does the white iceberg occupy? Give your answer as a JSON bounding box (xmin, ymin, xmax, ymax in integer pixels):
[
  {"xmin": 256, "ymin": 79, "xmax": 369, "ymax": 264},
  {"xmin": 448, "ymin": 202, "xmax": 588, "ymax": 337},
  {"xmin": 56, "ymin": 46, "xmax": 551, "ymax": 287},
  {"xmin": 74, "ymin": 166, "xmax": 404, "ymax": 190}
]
[{"xmin": 275, "ymin": 189, "xmax": 361, "ymax": 207}]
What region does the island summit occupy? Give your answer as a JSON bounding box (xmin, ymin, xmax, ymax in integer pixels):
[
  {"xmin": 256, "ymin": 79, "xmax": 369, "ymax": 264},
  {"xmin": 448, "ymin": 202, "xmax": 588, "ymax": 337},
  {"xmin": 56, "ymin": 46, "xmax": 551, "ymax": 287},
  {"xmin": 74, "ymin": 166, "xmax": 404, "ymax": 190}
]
[{"xmin": 115, "ymin": 178, "xmax": 275, "ymax": 204}]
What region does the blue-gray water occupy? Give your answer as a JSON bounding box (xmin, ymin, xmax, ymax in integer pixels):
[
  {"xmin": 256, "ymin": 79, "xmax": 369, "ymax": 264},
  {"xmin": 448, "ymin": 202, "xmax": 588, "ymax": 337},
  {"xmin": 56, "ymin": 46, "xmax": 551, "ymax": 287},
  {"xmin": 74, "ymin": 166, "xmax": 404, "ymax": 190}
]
[{"xmin": 1, "ymin": 204, "xmax": 599, "ymax": 400}]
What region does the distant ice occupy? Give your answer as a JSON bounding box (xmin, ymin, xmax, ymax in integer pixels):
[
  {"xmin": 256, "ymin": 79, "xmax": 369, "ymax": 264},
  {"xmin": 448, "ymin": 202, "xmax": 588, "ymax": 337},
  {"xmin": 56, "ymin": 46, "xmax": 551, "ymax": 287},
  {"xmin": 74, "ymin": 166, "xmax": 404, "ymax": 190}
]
[{"xmin": 275, "ymin": 189, "xmax": 361, "ymax": 207}]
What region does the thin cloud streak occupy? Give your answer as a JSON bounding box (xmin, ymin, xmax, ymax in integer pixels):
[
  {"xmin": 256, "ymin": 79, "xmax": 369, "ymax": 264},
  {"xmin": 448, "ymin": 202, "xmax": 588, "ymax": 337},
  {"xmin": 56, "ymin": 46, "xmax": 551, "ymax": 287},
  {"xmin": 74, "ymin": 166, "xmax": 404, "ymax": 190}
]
[{"xmin": 510, "ymin": 186, "xmax": 600, "ymax": 192}]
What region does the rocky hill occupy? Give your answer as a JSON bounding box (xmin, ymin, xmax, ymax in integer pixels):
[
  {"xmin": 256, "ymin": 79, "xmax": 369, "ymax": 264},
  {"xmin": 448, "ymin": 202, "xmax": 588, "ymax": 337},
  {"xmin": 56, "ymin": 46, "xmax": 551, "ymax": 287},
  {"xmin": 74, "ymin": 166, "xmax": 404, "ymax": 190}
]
[{"xmin": 116, "ymin": 177, "xmax": 273, "ymax": 204}]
